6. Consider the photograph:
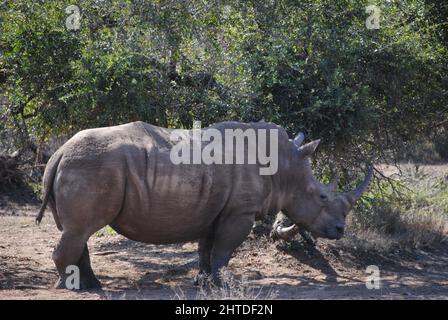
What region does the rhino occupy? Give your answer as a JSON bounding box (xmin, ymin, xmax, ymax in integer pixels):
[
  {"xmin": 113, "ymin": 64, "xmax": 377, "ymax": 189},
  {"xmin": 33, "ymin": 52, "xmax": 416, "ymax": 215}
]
[{"xmin": 36, "ymin": 121, "xmax": 372, "ymax": 289}]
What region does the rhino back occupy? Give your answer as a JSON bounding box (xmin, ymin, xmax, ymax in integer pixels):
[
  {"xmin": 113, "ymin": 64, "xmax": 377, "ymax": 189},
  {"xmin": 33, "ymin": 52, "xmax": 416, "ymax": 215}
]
[{"xmin": 116, "ymin": 123, "xmax": 270, "ymax": 243}]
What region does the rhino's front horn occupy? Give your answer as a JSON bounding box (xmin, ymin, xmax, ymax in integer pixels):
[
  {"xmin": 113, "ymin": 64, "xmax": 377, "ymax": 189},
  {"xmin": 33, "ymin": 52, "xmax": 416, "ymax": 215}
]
[
  {"xmin": 275, "ymin": 224, "xmax": 300, "ymax": 241},
  {"xmin": 345, "ymin": 165, "xmax": 374, "ymax": 204}
]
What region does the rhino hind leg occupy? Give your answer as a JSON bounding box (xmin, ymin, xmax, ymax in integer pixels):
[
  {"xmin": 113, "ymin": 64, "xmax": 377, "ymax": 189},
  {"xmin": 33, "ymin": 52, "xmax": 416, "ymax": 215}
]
[
  {"xmin": 53, "ymin": 231, "xmax": 101, "ymax": 290},
  {"xmin": 209, "ymin": 212, "xmax": 255, "ymax": 286},
  {"xmin": 77, "ymin": 245, "xmax": 102, "ymax": 289}
]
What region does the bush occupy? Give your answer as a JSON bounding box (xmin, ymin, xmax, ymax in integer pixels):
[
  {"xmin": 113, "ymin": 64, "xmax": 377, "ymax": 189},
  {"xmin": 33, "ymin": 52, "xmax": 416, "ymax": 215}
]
[
  {"xmin": 0, "ymin": 0, "xmax": 447, "ymax": 170},
  {"xmin": 434, "ymin": 134, "xmax": 448, "ymax": 161},
  {"xmin": 0, "ymin": 155, "xmax": 26, "ymax": 191}
]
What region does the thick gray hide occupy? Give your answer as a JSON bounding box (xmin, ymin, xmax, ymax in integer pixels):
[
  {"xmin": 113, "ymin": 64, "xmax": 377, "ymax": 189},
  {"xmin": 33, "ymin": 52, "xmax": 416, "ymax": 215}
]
[{"xmin": 37, "ymin": 120, "xmax": 371, "ymax": 289}]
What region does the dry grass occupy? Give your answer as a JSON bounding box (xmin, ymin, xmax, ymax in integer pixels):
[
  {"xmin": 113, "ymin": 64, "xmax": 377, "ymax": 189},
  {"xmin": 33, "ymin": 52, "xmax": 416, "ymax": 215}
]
[
  {"xmin": 345, "ymin": 165, "xmax": 448, "ymax": 251},
  {"xmin": 173, "ymin": 269, "xmax": 278, "ymax": 300}
]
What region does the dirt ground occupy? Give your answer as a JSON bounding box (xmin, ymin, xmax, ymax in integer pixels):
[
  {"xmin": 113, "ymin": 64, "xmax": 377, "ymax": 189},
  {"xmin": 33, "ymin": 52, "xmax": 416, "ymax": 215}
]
[{"xmin": 1, "ymin": 164, "xmax": 448, "ymax": 300}]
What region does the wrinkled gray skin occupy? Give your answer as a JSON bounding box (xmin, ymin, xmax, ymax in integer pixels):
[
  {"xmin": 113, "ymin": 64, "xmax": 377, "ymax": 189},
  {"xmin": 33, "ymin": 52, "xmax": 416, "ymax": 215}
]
[
  {"xmin": 36, "ymin": 121, "xmax": 372, "ymax": 289},
  {"xmin": 271, "ymin": 160, "xmax": 373, "ymax": 243}
]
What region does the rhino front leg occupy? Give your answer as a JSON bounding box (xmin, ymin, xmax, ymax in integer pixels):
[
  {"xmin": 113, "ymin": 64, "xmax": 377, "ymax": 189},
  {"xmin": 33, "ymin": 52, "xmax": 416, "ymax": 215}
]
[
  {"xmin": 209, "ymin": 212, "xmax": 255, "ymax": 286},
  {"xmin": 194, "ymin": 233, "xmax": 214, "ymax": 285},
  {"xmin": 298, "ymin": 227, "xmax": 316, "ymax": 246}
]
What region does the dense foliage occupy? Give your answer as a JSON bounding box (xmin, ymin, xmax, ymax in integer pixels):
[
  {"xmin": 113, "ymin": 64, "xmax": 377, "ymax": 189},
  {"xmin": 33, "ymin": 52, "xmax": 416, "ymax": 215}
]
[{"xmin": 1, "ymin": 0, "xmax": 447, "ymax": 173}]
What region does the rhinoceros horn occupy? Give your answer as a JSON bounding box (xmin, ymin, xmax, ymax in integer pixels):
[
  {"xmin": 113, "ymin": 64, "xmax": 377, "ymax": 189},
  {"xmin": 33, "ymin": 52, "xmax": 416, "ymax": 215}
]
[
  {"xmin": 345, "ymin": 165, "xmax": 374, "ymax": 204},
  {"xmin": 275, "ymin": 224, "xmax": 300, "ymax": 241},
  {"xmin": 293, "ymin": 132, "xmax": 305, "ymax": 148}
]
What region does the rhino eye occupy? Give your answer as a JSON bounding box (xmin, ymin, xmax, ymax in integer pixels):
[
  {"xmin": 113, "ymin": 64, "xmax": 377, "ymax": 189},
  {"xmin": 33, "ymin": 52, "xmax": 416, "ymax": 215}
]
[{"xmin": 320, "ymin": 194, "xmax": 328, "ymax": 200}]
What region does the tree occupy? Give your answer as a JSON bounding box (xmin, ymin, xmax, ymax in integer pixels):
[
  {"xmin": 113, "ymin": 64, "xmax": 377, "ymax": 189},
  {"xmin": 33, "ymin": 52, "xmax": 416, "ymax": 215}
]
[{"xmin": 1, "ymin": 0, "xmax": 446, "ymax": 179}]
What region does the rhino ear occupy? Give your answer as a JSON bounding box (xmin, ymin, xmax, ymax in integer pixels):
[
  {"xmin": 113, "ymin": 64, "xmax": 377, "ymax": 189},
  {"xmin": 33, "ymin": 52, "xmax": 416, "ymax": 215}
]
[
  {"xmin": 298, "ymin": 139, "xmax": 320, "ymax": 158},
  {"xmin": 293, "ymin": 132, "xmax": 305, "ymax": 148},
  {"xmin": 328, "ymin": 176, "xmax": 339, "ymax": 191}
]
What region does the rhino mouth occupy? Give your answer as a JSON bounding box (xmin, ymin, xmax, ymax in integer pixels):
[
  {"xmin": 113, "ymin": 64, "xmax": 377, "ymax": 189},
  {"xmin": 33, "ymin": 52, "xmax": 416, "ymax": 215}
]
[
  {"xmin": 273, "ymin": 218, "xmax": 345, "ymax": 241},
  {"xmin": 323, "ymin": 228, "xmax": 344, "ymax": 240},
  {"xmin": 325, "ymin": 233, "xmax": 343, "ymax": 240},
  {"xmin": 307, "ymin": 226, "xmax": 343, "ymax": 240}
]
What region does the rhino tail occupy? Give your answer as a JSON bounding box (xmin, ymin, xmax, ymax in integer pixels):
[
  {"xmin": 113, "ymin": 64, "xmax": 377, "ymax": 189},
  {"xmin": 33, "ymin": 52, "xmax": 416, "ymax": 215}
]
[{"xmin": 36, "ymin": 151, "xmax": 63, "ymax": 226}]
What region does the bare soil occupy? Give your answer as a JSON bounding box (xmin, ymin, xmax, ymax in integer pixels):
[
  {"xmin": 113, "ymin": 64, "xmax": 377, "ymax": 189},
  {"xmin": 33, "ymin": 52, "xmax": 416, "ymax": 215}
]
[
  {"xmin": 1, "ymin": 163, "xmax": 447, "ymax": 300},
  {"xmin": 1, "ymin": 210, "xmax": 447, "ymax": 299}
]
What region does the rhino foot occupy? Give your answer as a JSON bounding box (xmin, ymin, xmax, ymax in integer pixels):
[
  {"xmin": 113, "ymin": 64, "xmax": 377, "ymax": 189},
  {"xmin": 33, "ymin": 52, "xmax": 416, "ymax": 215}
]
[
  {"xmin": 54, "ymin": 275, "xmax": 102, "ymax": 290},
  {"xmin": 193, "ymin": 272, "xmax": 212, "ymax": 286},
  {"xmin": 299, "ymin": 229, "xmax": 316, "ymax": 246},
  {"xmin": 54, "ymin": 277, "xmax": 65, "ymax": 289},
  {"xmin": 80, "ymin": 275, "xmax": 102, "ymax": 290}
]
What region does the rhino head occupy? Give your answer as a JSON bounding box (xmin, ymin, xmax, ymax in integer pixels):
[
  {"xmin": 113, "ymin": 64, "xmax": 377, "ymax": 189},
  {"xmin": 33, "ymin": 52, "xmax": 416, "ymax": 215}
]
[{"xmin": 279, "ymin": 133, "xmax": 373, "ymax": 240}]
